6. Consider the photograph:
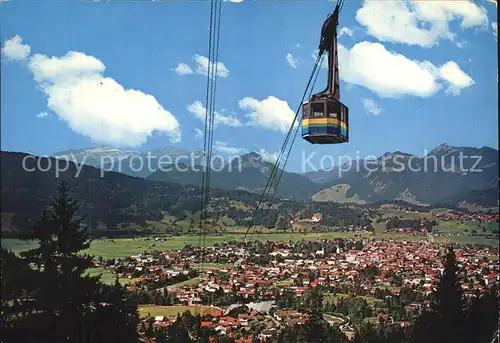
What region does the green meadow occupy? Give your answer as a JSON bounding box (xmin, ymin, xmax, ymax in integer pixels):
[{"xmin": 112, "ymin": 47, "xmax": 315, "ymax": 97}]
[{"xmin": 2, "ymin": 229, "xmax": 498, "ymax": 260}]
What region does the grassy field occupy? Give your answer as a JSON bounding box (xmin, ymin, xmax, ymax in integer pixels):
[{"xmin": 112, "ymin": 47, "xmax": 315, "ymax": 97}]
[
  {"xmin": 323, "ymin": 293, "xmax": 384, "ymax": 308},
  {"xmin": 169, "ymin": 276, "xmax": 201, "ymax": 288},
  {"xmin": 433, "ymin": 220, "xmax": 496, "ymax": 234},
  {"xmin": 312, "ymin": 184, "xmax": 367, "ymax": 204},
  {"xmin": 371, "ymin": 220, "xmax": 387, "ymax": 233},
  {"xmin": 323, "ymin": 293, "xmax": 351, "ymax": 305},
  {"xmin": 2, "ymin": 233, "xmax": 366, "ymax": 258},
  {"xmin": 3, "ymin": 229, "xmax": 498, "ymax": 259},
  {"xmin": 138, "ymin": 305, "xmax": 222, "ymax": 318},
  {"xmin": 323, "ymin": 313, "xmax": 345, "ymax": 325},
  {"xmin": 85, "ymin": 267, "xmax": 139, "ymax": 286},
  {"xmin": 429, "ymin": 234, "xmax": 498, "ymax": 246},
  {"xmin": 192, "ymin": 262, "xmax": 231, "ymax": 270},
  {"xmin": 458, "ymin": 202, "xmax": 499, "ymax": 213},
  {"xmin": 378, "ymin": 208, "xmax": 435, "ymax": 220},
  {"xmin": 276, "ymin": 278, "xmax": 294, "ymax": 287}
]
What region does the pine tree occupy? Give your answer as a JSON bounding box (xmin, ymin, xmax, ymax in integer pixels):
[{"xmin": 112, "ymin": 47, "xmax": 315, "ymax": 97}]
[
  {"xmin": 433, "ymin": 246, "xmax": 464, "ymax": 314},
  {"xmin": 411, "ymin": 245, "xmax": 466, "ymax": 343},
  {"xmin": 300, "ymin": 287, "xmax": 349, "ymax": 343},
  {"xmin": 90, "ymin": 277, "xmax": 140, "ymax": 342},
  {"xmin": 156, "ymin": 329, "xmax": 167, "ymax": 343},
  {"xmin": 353, "ymin": 322, "xmax": 379, "ymax": 343},
  {"xmin": 1, "ymin": 248, "xmax": 37, "ymax": 341},
  {"xmin": 166, "ymin": 320, "xmax": 192, "ymax": 343},
  {"xmin": 10, "ymin": 182, "xmax": 99, "ymax": 342},
  {"xmin": 432, "ymin": 245, "xmax": 466, "ymax": 343},
  {"xmin": 145, "ymin": 318, "xmax": 155, "ymax": 338},
  {"xmin": 464, "ymin": 285, "xmax": 499, "ymax": 343},
  {"xmin": 2, "ymin": 182, "xmax": 139, "ymax": 343}
]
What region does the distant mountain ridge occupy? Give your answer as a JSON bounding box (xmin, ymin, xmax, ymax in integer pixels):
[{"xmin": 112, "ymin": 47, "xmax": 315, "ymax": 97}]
[
  {"xmin": 48, "ymin": 143, "xmax": 500, "ymax": 206},
  {"xmin": 1, "ymin": 151, "xmax": 268, "ymax": 233},
  {"xmin": 52, "ymin": 147, "xmax": 323, "ymax": 200},
  {"xmin": 53, "ymin": 145, "xmax": 142, "ymax": 167},
  {"xmin": 1, "ymin": 151, "xmax": 191, "ymax": 232},
  {"xmin": 53, "ymin": 146, "xmax": 203, "ymax": 178},
  {"xmin": 306, "ymin": 144, "xmax": 498, "ymax": 206},
  {"xmin": 1, "ymin": 143, "xmax": 498, "ymax": 234},
  {"xmin": 147, "ymin": 152, "xmax": 323, "ymax": 200}
]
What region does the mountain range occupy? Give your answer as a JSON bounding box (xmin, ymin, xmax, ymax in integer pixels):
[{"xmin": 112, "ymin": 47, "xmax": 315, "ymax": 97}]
[
  {"xmin": 307, "ymin": 144, "xmax": 498, "ymax": 206},
  {"xmin": 52, "ymin": 147, "xmax": 323, "ymax": 200},
  {"xmin": 54, "ymin": 146, "xmax": 204, "ymax": 179},
  {"xmin": 1, "ymin": 143, "xmax": 496, "ymax": 209},
  {"xmin": 0, "ymin": 143, "xmax": 497, "ymax": 232},
  {"xmin": 1, "ymin": 151, "xmax": 204, "ymax": 233},
  {"xmin": 48, "ymin": 144, "xmax": 499, "ymax": 206},
  {"xmin": 146, "ymin": 151, "xmax": 324, "ymax": 200}
]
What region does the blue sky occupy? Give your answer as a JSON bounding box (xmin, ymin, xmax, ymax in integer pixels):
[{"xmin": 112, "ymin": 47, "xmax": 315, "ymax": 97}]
[{"xmin": 1, "ymin": 0, "xmax": 498, "ymax": 173}]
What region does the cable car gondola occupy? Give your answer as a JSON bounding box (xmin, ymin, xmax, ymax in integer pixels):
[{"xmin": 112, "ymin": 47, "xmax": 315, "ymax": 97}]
[{"xmin": 302, "ymin": 0, "xmax": 348, "ymax": 145}]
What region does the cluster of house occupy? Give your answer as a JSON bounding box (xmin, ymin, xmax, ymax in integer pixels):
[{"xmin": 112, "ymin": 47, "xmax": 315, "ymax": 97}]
[
  {"xmin": 384, "ymin": 222, "xmax": 433, "ymax": 236},
  {"xmin": 139, "ymin": 303, "xmax": 312, "ymax": 342},
  {"xmin": 196, "ymin": 242, "xmax": 493, "ymax": 297},
  {"xmin": 109, "ymin": 239, "xmax": 500, "ymax": 304},
  {"xmin": 148, "ymin": 311, "xmax": 276, "ymax": 342},
  {"xmin": 120, "ymin": 260, "xmax": 193, "ymax": 292},
  {"xmin": 436, "ymin": 211, "xmax": 499, "ymax": 223},
  {"xmin": 129, "ymin": 239, "xmax": 498, "ymax": 342}
]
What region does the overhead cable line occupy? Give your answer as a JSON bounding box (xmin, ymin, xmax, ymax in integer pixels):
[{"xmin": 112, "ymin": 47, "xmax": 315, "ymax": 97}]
[
  {"xmin": 199, "ymin": 0, "xmax": 222, "ymax": 278},
  {"xmin": 245, "ymin": 0, "xmax": 345, "ymax": 240},
  {"xmin": 251, "ymin": 1, "xmax": 347, "ymax": 241},
  {"xmin": 252, "ymin": 53, "xmax": 325, "ymax": 243},
  {"xmin": 198, "ymin": 0, "xmax": 215, "ymax": 277},
  {"xmin": 244, "ymin": 0, "xmax": 346, "ymax": 243},
  {"xmin": 206, "ymin": 0, "xmax": 223, "ymax": 218},
  {"xmin": 242, "ymin": 52, "xmax": 323, "ymax": 244}
]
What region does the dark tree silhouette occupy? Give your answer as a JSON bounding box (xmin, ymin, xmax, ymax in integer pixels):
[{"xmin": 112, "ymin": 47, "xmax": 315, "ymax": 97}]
[
  {"xmin": 1, "ymin": 182, "xmax": 139, "ymax": 343},
  {"xmin": 411, "ymin": 245, "xmax": 466, "ymax": 343},
  {"xmin": 464, "ymin": 285, "xmax": 499, "ymax": 343}
]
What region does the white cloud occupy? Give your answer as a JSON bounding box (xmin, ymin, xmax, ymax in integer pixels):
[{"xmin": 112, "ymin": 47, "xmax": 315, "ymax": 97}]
[
  {"xmin": 356, "ymin": 0, "xmax": 489, "ymax": 48},
  {"xmin": 493, "ymin": 22, "xmax": 498, "ymax": 38},
  {"xmin": 1, "ymin": 35, "xmax": 31, "ymax": 61},
  {"xmin": 12, "ymin": 40, "xmax": 181, "ymax": 147},
  {"xmin": 438, "ymin": 61, "xmax": 475, "ymax": 96},
  {"xmin": 257, "ymin": 148, "xmax": 280, "ymax": 163},
  {"xmin": 187, "ymin": 101, "xmax": 242, "ymax": 127},
  {"xmin": 238, "ymin": 96, "xmax": 297, "ymax": 134},
  {"xmin": 193, "ymin": 54, "xmax": 229, "ymax": 78},
  {"xmin": 174, "ymin": 63, "xmax": 193, "ymax": 75},
  {"xmin": 286, "ymin": 53, "xmax": 298, "ymax": 68},
  {"xmin": 337, "ymin": 41, "xmax": 474, "ymax": 97},
  {"xmin": 339, "ymin": 27, "xmax": 354, "ymax": 37},
  {"xmin": 36, "ymin": 111, "xmax": 49, "ymax": 119},
  {"xmin": 361, "ymin": 98, "xmax": 382, "ymax": 115},
  {"xmin": 214, "ymin": 141, "xmax": 247, "ymax": 155},
  {"xmin": 195, "ymin": 128, "xmax": 204, "ymax": 140},
  {"xmin": 188, "ymin": 102, "xmax": 206, "ymax": 120},
  {"xmin": 296, "ymin": 43, "xmax": 301, "ymax": 48}
]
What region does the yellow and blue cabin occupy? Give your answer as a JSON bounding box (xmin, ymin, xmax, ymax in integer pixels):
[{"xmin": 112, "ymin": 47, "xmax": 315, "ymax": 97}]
[{"xmin": 301, "ymin": 98, "xmax": 348, "ymax": 144}]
